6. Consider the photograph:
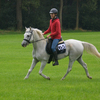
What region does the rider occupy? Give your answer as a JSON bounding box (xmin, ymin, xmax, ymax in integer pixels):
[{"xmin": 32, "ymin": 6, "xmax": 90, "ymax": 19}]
[{"xmin": 42, "ymin": 8, "xmax": 61, "ymax": 66}]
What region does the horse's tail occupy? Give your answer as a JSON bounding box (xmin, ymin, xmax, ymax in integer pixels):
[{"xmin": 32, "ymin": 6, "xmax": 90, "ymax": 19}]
[{"xmin": 82, "ymin": 42, "xmax": 100, "ymax": 58}]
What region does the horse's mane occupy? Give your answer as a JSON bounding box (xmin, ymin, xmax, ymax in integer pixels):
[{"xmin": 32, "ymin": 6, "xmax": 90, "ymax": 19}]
[{"xmin": 32, "ymin": 28, "xmax": 44, "ymax": 38}]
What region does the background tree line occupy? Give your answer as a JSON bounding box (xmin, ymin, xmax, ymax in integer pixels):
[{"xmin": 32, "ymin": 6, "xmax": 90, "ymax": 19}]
[{"xmin": 0, "ymin": 0, "xmax": 100, "ymax": 31}]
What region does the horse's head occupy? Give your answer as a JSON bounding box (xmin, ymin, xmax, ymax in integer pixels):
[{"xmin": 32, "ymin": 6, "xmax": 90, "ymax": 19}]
[
  {"xmin": 21, "ymin": 27, "xmax": 43, "ymax": 47},
  {"xmin": 21, "ymin": 27, "xmax": 34, "ymax": 47}
]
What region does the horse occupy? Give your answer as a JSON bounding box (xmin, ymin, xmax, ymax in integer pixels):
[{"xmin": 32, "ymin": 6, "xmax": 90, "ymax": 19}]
[{"xmin": 21, "ymin": 27, "xmax": 100, "ymax": 80}]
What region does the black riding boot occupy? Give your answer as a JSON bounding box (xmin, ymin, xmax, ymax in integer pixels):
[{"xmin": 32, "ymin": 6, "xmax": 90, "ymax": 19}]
[
  {"xmin": 53, "ymin": 51, "xmax": 59, "ymax": 66},
  {"xmin": 48, "ymin": 55, "xmax": 53, "ymax": 64}
]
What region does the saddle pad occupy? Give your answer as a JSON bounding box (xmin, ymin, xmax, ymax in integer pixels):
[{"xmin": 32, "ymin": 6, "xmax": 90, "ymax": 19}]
[{"xmin": 56, "ymin": 42, "xmax": 66, "ymax": 54}]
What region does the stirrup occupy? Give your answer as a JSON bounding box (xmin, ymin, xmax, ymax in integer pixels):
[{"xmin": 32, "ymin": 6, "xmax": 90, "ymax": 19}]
[
  {"xmin": 53, "ymin": 61, "xmax": 59, "ymax": 66},
  {"xmin": 48, "ymin": 60, "xmax": 52, "ymax": 64}
]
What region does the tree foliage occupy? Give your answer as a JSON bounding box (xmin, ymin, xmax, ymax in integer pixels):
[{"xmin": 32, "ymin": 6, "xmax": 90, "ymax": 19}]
[
  {"xmin": 22, "ymin": 0, "xmax": 40, "ymax": 11},
  {"xmin": 0, "ymin": 0, "xmax": 100, "ymax": 31}
]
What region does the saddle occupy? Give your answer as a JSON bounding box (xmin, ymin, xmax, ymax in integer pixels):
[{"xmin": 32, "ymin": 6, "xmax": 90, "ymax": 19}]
[{"xmin": 46, "ymin": 38, "xmax": 66, "ymax": 55}]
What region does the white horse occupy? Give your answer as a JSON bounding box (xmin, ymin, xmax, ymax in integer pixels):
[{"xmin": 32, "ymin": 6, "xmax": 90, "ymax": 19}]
[{"xmin": 21, "ymin": 27, "xmax": 100, "ymax": 80}]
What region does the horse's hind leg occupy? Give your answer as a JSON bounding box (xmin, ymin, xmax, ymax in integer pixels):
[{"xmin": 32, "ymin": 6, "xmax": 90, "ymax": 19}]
[
  {"xmin": 24, "ymin": 59, "xmax": 38, "ymax": 79},
  {"xmin": 77, "ymin": 56, "xmax": 92, "ymax": 79},
  {"xmin": 61, "ymin": 60, "xmax": 74, "ymax": 80}
]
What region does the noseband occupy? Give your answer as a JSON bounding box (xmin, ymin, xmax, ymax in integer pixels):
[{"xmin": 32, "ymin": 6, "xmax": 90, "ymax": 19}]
[{"xmin": 23, "ymin": 39, "xmax": 31, "ymax": 43}]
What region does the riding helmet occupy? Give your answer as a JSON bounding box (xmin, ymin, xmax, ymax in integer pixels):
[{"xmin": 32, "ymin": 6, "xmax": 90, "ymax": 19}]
[{"xmin": 49, "ymin": 8, "xmax": 58, "ymax": 14}]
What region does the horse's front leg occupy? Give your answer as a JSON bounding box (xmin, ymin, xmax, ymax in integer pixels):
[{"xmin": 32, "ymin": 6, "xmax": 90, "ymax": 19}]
[
  {"xmin": 24, "ymin": 58, "xmax": 38, "ymax": 79},
  {"xmin": 39, "ymin": 61, "xmax": 50, "ymax": 80}
]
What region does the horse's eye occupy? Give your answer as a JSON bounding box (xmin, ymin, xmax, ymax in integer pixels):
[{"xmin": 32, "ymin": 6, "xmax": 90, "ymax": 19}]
[{"xmin": 27, "ymin": 35, "xmax": 30, "ymax": 37}]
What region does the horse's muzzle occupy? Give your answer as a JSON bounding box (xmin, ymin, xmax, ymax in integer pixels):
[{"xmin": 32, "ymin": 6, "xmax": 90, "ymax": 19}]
[
  {"xmin": 21, "ymin": 40, "xmax": 28, "ymax": 47},
  {"xmin": 22, "ymin": 43, "xmax": 26, "ymax": 47}
]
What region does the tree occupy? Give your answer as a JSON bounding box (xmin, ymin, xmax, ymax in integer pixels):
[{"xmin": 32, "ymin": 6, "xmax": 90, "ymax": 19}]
[
  {"xmin": 22, "ymin": 0, "xmax": 40, "ymax": 28},
  {"xmin": 80, "ymin": 0, "xmax": 97, "ymax": 30},
  {"xmin": 16, "ymin": 0, "xmax": 22, "ymax": 30},
  {"xmin": 75, "ymin": 0, "xmax": 79, "ymax": 30},
  {"xmin": 0, "ymin": 0, "xmax": 99, "ymax": 31},
  {"xmin": 59, "ymin": 0, "xmax": 63, "ymax": 30},
  {"xmin": 75, "ymin": 0, "xmax": 97, "ymax": 30},
  {"xmin": 0, "ymin": 0, "xmax": 1, "ymax": 11}
]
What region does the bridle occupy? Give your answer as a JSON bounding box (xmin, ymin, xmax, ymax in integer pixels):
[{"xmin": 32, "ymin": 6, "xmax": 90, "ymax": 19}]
[
  {"xmin": 23, "ymin": 30, "xmax": 46, "ymax": 43},
  {"xmin": 23, "ymin": 31, "xmax": 33, "ymax": 43}
]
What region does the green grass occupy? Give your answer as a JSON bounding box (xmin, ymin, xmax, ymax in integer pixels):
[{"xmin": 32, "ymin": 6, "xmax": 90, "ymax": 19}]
[{"xmin": 0, "ymin": 31, "xmax": 100, "ymax": 100}]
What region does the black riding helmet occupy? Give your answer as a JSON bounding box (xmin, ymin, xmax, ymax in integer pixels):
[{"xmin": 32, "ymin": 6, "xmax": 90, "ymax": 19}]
[{"xmin": 49, "ymin": 8, "xmax": 58, "ymax": 14}]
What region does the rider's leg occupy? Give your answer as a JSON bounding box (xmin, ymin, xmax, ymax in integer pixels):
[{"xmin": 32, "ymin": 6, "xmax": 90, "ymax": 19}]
[
  {"xmin": 48, "ymin": 54, "xmax": 53, "ymax": 64},
  {"xmin": 53, "ymin": 51, "xmax": 59, "ymax": 66},
  {"xmin": 51, "ymin": 39, "xmax": 59, "ymax": 66}
]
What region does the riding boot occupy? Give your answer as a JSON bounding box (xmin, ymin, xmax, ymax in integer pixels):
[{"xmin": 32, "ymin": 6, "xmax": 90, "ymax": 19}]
[
  {"xmin": 48, "ymin": 55, "xmax": 53, "ymax": 64},
  {"xmin": 53, "ymin": 51, "xmax": 59, "ymax": 66}
]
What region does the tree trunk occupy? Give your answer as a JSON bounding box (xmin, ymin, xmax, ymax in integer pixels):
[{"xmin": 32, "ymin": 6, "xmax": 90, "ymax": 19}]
[
  {"xmin": 75, "ymin": 0, "xmax": 79, "ymax": 30},
  {"xmin": 16, "ymin": 0, "xmax": 22, "ymax": 30},
  {"xmin": 59, "ymin": 0, "xmax": 63, "ymax": 30},
  {"xmin": 0, "ymin": 0, "xmax": 1, "ymax": 13}
]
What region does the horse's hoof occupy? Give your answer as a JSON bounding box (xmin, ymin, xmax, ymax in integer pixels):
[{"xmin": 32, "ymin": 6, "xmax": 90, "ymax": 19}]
[
  {"xmin": 61, "ymin": 78, "xmax": 65, "ymax": 80},
  {"xmin": 24, "ymin": 76, "xmax": 28, "ymax": 80},
  {"xmin": 47, "ymin": 77, "xmax": 50, "ymax": 80},
  {"xmin": 87, "ymin": 76, "xmax": 92, "ymax": 79}
]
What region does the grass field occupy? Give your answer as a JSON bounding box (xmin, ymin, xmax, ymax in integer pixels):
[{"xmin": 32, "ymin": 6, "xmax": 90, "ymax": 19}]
[{"xmin": 0, "ymin": 30, "xmax": 100, "ymax": 100}]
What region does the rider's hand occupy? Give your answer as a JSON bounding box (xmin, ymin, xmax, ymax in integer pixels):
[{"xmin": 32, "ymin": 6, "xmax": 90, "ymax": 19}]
[
  {"xmin": 42, "ymin": 33, "xmax": 45, "ymax": 35},
  {"xmin": 47, "ymin": 34, "xmax": 50, "ymax": 39}
]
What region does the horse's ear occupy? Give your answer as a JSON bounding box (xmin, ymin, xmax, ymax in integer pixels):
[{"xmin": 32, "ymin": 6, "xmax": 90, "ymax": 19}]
[
  {"xmin": 25, "ymin": 27, "xmax": 27, "ymax": 30},
  {"xmin": 30, "ymin": 27, "xmax": 31, "ymax": 30}
]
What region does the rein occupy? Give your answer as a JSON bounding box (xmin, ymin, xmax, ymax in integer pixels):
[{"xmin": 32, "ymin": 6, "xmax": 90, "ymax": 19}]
[
  {"xmin": 23, "ymin": 30, "xmax": 47, "ymax": 43},
  {"xmin": 33, "ymin": 38, "xmax": 47, "ymax": 43},
  {"xmin": 23, "ymin": 38, "xmax": 46, "ymax": 43}
]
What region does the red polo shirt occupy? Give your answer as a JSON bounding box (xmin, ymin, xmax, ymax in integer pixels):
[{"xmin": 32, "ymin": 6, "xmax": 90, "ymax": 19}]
[{"xmin": 44, "ymin": 18, "xmax": 61, "ymax": 40}]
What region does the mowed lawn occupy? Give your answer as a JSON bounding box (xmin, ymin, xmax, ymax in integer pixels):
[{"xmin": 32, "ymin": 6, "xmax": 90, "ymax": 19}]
[{"xmin": 0, "ymin": 30, "xmax": 100, "ymax": 100}]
